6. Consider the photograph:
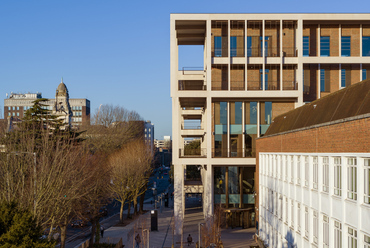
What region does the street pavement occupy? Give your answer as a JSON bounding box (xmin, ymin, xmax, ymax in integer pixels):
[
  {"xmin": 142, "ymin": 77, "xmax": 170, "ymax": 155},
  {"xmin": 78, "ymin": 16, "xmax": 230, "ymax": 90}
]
[{"xmin": 73, "ymin": 191, "xmax": 259, "ymax": 248}]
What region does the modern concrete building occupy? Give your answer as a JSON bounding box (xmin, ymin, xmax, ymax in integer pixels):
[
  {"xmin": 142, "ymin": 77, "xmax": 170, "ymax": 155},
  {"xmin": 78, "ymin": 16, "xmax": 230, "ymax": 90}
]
[
  {"xmin": 257, "ymin": 80, "xmax": 370, "ymax": 248},
  {"xmin": 170, "ymin": 13, "xmax": 370, "ymax": 239},
  {"xmin": 144, "ymin": 120, "xmax": 155, "ymax": 151},
  {"xmin": 4, "ymin": 79, "xmax": 90, "ymax": 128}
]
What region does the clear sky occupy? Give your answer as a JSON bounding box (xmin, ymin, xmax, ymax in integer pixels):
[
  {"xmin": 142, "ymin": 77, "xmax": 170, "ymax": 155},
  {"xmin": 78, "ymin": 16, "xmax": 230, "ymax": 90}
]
[{"xmin": 0, "ymin": 0, "xmax": 369, "ymax": 139}]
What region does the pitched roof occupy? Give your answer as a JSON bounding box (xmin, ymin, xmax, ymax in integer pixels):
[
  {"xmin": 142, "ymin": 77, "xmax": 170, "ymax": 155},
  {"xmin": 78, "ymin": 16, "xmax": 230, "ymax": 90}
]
[{"xmin": 264, "ymin": 79, "xmax": 370, "ymax": 136}]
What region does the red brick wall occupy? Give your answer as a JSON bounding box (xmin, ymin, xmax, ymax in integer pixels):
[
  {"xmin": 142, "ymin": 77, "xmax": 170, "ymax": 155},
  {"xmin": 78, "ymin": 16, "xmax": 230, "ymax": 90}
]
[{"xmin": 342, "ymin": 24, "xmax": 360, "ymax": 56}]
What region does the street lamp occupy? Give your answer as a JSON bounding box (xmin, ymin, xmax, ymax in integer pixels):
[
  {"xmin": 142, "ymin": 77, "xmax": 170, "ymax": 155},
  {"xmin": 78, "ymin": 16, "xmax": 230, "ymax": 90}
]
[{"xmin": 198, "ymin": 222, "xmax": 204, "ymax": 248}]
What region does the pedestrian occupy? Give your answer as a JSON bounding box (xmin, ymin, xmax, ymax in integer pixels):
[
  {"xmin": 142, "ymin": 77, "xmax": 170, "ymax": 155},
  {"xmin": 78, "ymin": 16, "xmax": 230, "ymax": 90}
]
[
  {"xmin": 187, "ymin": 234, "xmax": 192, "ymax": 246},
  {"xmin": 135, "ymin": 233, "xmax": 141, "ymax": 248},
  {"xmin": 100, "ymin": 225, "xmax": 104, "ymax": 238}
]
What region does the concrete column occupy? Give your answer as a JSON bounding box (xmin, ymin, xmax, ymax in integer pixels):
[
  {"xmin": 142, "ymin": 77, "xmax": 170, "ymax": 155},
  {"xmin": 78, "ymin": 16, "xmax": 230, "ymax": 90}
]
[
  {"xmin": 280, "ymin": 19, "xmax": 283, "ymax": 91},
  {"xmin": 228, "ymin": 20, "xmax": 231, "ymax": 91},
  {"xmin": 317, "ymin": 64, "xmax": 321, "ymax": 99},
  {"xmin": 339, "ymin": 24, "xmax": 342, "ymax": 57},
  {"xmin": 318, "ymin": 24, "xmax": 321, "ymax": 57},
  {"xmin": 263, "ymin": 20, "xmax": 266, "ymax": 91},
  {"xmin": 245, "ymin": 20, "xmax": 248, "ymax": 91},
  {"xmin": 297, "ymin": 19, "xmax": 304, "ymax": 106},
  {"xmin": 361, "ymin": 24, "xmax": 363, "ymax": 57}
]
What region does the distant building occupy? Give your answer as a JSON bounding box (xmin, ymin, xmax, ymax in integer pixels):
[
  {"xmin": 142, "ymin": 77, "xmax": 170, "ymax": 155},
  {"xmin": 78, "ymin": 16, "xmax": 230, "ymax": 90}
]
[
  {"xmin": 155, "ymin": 136, "xmax": 172, "ymax": 149},
  {"xmin": 144, "ymin": 120, "xmax": 154, "ymax": 151},
  {"xmin": 4, "ymin": 79, "xmax": 90, "ymax": 128},
  {"xmin": 256, "ymin": 80, "xmax": 370, "ymax": 248}
]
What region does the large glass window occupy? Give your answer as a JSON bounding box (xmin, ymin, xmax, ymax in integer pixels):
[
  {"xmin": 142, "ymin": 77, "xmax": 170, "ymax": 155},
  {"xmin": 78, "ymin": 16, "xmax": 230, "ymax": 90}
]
[
  {"xmin": 303, "ymin": 36, "xmax": 309, "ymax": 56},
  {"xmin": 323, "ymin": 215, "xmax": 329, "ymax": 247},
  {"xmin": 348, "ymin": 227, "xmax": 357, "ymax": 248},
  {"xmin": 228, "ymin": 166, "xmax": 240, "ymax": 207},
  {"xmin": 260, "ymin": 102, "xmax": 272, "ymax": 136},
  {"xmin": 214, "ymin": 167, "xmax": 226, "ymax": 203},
  {"xmin": 320, "ymin": 36, "xmax": 330, "ymax": 56},
  {"xmin": 341, "ymin": 69, "xmax": 346, "ymax": 88},
  {"xmin": 247, "ymin": 36, "xmax": 252, "ymax": 57},
  {"xmin": 230, "ymin": 102, "xmax": 242, "ymax": 157},
  {"xmin": 363, "ymin": 69, "xmax": 367, "ymax": 80},
  {"xmin": 313, "ymin": 156, "xmax": 318, "ymax": 190},
  {"xmin": 323, "ymin": 157, "xmax": 329, "ymax": 192},
  {"xmin": 341, "ymin": 36, "xmax": 351, "ymax": 56},
  {"xmin": 230, "ymin": 36, "xmax": 237, "ymax": 57},
  {"xmin": 334, "ymin": 221, "xmax": 342, "ymax": 248},
  {"xmin": 214, "ymin": 36, "xmax": 222, "ymax": 57},
  {"xmin": 363, "ymin": 36, "xmax": 370, "ymax": 56},
  {"xmin": 245, "ymin": 102, "xmax": 257, "ymax": 157},
  {"xmin": 313, "ymin": 210, "xmax": 318, "ymax": 244},
  {"xmin": 214, "ymin": 102, "xmax": 228, "ymax": 157},
  {"xmin": 320, "ymin": 69, "xmax": 330, "ymax": 92}
]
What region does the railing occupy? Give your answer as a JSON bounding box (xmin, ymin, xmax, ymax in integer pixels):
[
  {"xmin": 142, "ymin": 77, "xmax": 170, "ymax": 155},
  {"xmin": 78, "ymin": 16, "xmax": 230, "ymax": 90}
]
[
  {"xmin": 211, "ymin": 80, "xmax": 228, "ymax": 91},
  {"xmin": 230, "ymin": 48, "xmax": 245, "ymax": 57},
  {"xmin": 178, "ymin": 81, "xmax": 206, "ymax": 91},
  {"xmin": 181, "ymin": 123, "xmax": 202, "ymax": 130},
  {"xmin": 230, "ymin": 81, "xmax": 245, "ymax": 90},
  {"xmin": 266, "ymin": 82, "xmax": 280, "ymax": 90},
  {"xmin": 247, "ymin": 81, "xmax": 261, "ymax": 90},
  {"xmin": 212, "ymin": 148, "xmax": 256, "ymax": 158},
  {"xmin": 181, "ymin": 67, "xmax": 204, "ymax": 75},
  {"xmin": 283, "ymin": 81, "xmax": 298, "ymax": 90},
  {"xmin": 282, "ymin": 47, "xmax": 297, "ymax": 57},
  {"xmin": 179, "ymin": 148, "xmax": 207, "ymax": 158}
]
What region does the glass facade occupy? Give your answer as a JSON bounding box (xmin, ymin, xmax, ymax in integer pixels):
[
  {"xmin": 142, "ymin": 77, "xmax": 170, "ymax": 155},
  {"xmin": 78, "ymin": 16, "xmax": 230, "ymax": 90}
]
[
  {"xmin": 260, "ymin": 102, "xmax": 272, "ymax": 136},
  {"xmin": 341, "ymin": 36, "xmax": 351, "ymax": 56},
  {"xmin": 303, "ymin": 36, "xmax": 309, "ymax": 56},
  {"xmin": 245, "ymin": 102, "xmax": 257, "ymax": 157},
  {"xmin": 230, "ymin": 102, "xmax": 243, "ymax": 157},
  {"xmin": 213, "ymin": 166, "xmax": 255, "ymax": 207},
  {"xmin": 214, "ymin": 102, "xmax": 228, "ymax": 157},
  {"xmin": 320, "ymin": 36, "xmax": 330, "ymax": 56},
  {"xmin": 363, "ymin": 36, "xmax": 370, "ymax": 56}
]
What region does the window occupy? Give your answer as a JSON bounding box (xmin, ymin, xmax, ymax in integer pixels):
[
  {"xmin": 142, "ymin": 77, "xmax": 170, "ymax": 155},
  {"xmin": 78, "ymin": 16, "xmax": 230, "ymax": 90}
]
[
  {"xmin": 304, "ymin": 156, "xmax": 309, "ymax": 187},
  {"xmin": 341, "ymin": 69, "xmax": 346, "ymax": 88},
  {"xmin": 303, "ymin": 36, "xmax": 309, "ymax": 56},
  {"xmin": 365, "ymin": 234, "xmax": 370, "ymax": 248},
  {"xmin": 279, "ymin": 195, "xmax": 283, "ymax": 220},
  {"xmin": 320, "ymin": 69, "xmax": 330, "ymax": 92},
  {"xmin": 12, "ymin": 106, "xmax": 15, "ymax": 110},
  {"xmin": 363, "ymin": 69, "xmax": 368, "ymax": 80},
  {"xmin": 285, "ymin": 155, "xmax": 288, "ymax": 181},
  {"xmin": 8, "ymin": 107, "xmax": 10, "ymax": 110},
  {"xmin": 365, "ymin": 159, "xmax": 370, "ymax": 204},
  {"xmin": 291, "ymin": 200, "xmax": 294, "ymax": 228},
  {"xmin": 313, "ymin": 156, "xmax": 318, "ymax": 190},
  {"xmin": 247, "ymin": 36, "xmax": 252, "ymax": 57},
  {"xmin": 297, "ymin": 203, "xmax": 301, "ymax": 233},
  {"xmin": 320, "ymin": 36, "xmax": 330, "ymax": 56},
  {"xmin": 362, "ymin": 36, "xmax": 370, "ymax": 56},
  {"xmin": 285, "ymin": 197, "xmax": 288, "ymax": 224},
  {"xmin": 323, "ymin": 215, "xmax": 329, "ymax": 247},
  {"xmin": 348, "ymin": 227, "xmax": 357, "ymax": 248},
  {"xmin": 304, "ymin": 206, "xmax": 309, "ymax": 238},
  {"xmin": 334, "ymin": 221, "xmax": 342, "ymax": 248},
  {"xmin": 313, "ymin": 210, "xmax": 318, "ymax": 244},
  {"xmin": 8, "ymin": 112, "xmax": 10, "ymax": 116},
  {"xmin": 16, "ymin": 112, "xmax": 19, "ymax": 117},
  {"xmin": 347, "ymin": 158, "xmax": 357, "ymax": 200},
  {"xmin": 16, "ymin": 106, "xmax": 19, "ymax": 110},
  {"xmin": 12, "ymin": 112, "xmax": 15, "ymax": 116},
  {"xmin": 341, "ymin": 36, "xmax": 351, "ymax": 56},
  {"xmin": 297, "ymin": 156, "xmax": 301, "ymax": 185},
  {"xmin": 214, "ymin": 36, "xmax": 222, "ymax": 57},
  {"xmin": 290, "ymin": 156, "xmax": 294, "ymax": 183},
  {"xmin": 334, "ymin": 157, "xmax": 342, "ymax": 196},
  {"xmin": 230, "ymin": 36, "xmax": 237, "ymax": 57},
  {"xmin": 323, "ymin": 157, "xmax": 329, "ymax": 192}
]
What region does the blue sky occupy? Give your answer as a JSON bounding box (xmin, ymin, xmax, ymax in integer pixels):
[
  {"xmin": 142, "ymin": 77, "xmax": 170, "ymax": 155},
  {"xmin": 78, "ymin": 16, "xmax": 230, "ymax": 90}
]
[{"xmin": 0, "ymin": 0, "xmax": 369, "ymax": 139}]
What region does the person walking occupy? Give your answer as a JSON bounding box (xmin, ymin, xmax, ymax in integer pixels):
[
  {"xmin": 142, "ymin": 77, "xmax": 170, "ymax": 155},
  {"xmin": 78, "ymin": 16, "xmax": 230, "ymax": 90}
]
[
  {"xmin": 187, "ymin": 234, "xmax": 193, "ymax": 246},
  {"xmin": 135, "ymin": 233, "xmax": 141, "ymax": 248}
]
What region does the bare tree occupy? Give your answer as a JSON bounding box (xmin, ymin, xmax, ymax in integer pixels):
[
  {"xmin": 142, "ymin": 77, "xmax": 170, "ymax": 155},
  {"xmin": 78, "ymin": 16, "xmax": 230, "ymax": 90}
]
[{"xmin": 108, "ymin": 139, "xmax": 153, "ymax": 223}]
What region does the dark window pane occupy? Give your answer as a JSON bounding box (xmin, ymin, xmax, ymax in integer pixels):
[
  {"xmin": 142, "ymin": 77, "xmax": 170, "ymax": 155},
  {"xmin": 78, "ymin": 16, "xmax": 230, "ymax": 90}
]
[
  {"xmin": 230, "ymin": 36, "xmax": 237, "ymax": 57},
  {"xmin": 341, "ymin": 36, "xmax": 351, "ymax": 57},
  {"xmin": 320, "ymin": 36, "xmax": 330, "ymax": 56},
  {"xmin": 214, "ymin": 36, "xmax": 222, "ymax": 57},
  {"xmin": 341, "ymin": 69, "xmax": 346, "ymax": 87},
  {"xmin": 303, "ymin": 36, "xmax": 309, "ymax": 56},
  {"xmin": 363, "ymin": 37, "xmax": 370, "ymax": 56}
]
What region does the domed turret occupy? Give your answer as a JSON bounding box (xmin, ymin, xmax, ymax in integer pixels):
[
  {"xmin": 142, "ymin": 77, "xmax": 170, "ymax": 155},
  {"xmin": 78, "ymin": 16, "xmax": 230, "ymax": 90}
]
[{"xmin": 56, "ymin": 78, "xmax": 69, "ymax": 97}]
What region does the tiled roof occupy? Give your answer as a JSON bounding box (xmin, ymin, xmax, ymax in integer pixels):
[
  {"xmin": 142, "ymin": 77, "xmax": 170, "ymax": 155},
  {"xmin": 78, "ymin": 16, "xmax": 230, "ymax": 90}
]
[{"xmin": 264, "ymin": 79, "xmax": 370, "ymax": 136}]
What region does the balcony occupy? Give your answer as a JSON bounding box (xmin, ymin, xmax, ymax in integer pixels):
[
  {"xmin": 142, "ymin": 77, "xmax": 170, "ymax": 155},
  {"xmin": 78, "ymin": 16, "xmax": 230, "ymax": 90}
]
[
  {"xmin": 230, "ymin": 81, "xmax": 245, "ymax": 91},
  {"xmin": 179, "ymin": 80, "xmax": 206, "ymax": 91},
  {"xmin": 283, "ymin": 81, "xmax": 298, "ymax": 90},
  {"xmin": 179, "ymin": 148, "xmax": 207, "ymax": 158},
  {"xmin": 212, "ymin": 148, "xmax": 256, "ymax": 158}
]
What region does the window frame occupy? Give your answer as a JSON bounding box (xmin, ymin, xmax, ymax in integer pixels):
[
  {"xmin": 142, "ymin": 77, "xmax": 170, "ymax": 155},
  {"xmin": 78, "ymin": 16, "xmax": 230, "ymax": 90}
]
[
  {"xmin": 303, "ymin": 36, "xmax": 309, "ymax": 56},
  {"xmin": 323, "ymin": 157, "xmax": 329, "ymax": 193},
  {"xmin": 341, "ymin": 36, "xmax": 351, "ymax": 57},
  {"xmin": 334, "ymin": 157, "xmax": 342, "ymax": 196},
  {"xmin": 320, "ymin": 36, "xmax": 330, "ymax": 56},
  {"xmin": 348, "ymin": 227, "xmax": 357, "ymax": 248},
  {"xmin": 347, "ymin": 157, "xmax": 357, "ymax": 201}
]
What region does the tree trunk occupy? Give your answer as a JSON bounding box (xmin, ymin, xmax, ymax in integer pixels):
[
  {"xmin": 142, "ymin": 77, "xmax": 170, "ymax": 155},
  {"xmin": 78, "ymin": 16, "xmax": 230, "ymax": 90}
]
[
  {"xmin": 133, "ymin": 197, "xmax": 138, "ymax": 216},
  {"xmin": 127, "ymin": 202, "xmax": 131, "ymax": 219},
  {"xmin": 120, "ymin": 202, "xmax": 124, "ymax": 223},
  {"xmin": 89, "ymin": 218, "xmax": 96, "ymax": 247},
  {"xmin": 60, "ymin": 224, "xmax": 67, "ymax": 248},
  {"xmin": 139, "ymin": 193, "xmax": 145, "ymax": 214},
  {"xmin": 47, "ymin": 222, "xmax": 54, "ymax": 241}
]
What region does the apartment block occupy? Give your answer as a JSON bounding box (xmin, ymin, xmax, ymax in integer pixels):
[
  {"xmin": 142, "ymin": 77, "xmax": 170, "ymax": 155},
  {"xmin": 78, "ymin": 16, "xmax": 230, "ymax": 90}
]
[
  {"xmin": 170, "ymin": 13, "xmax": 370, "ymax": 239},
  {"xmin": 257, "ymin": 80, "xmax": 370, "ymax": 247}
]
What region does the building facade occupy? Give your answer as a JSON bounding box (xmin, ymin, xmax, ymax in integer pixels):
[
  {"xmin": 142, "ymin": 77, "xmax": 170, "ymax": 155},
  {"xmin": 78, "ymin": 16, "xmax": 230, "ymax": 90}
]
[
  {"xmin": 170, "ymin": 13, "xmax": 370, "ymax": 238},
  {"xmin": 4, "ymin": 79, "xmax": 90, "ymax": 128},
  {"xmin": 257, "ymin": 80, "xmax": 370, "ymax": 247},
  {"xmin": 144, "ymin": 120, "xmax": 155, "ymax": 152}
]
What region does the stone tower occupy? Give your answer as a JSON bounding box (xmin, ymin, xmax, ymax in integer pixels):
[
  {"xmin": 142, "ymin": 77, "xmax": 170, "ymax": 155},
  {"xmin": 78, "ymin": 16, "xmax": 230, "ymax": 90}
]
[{"xmin": 54, "ymin": 78, "xmax": 72, "ymax": 127}]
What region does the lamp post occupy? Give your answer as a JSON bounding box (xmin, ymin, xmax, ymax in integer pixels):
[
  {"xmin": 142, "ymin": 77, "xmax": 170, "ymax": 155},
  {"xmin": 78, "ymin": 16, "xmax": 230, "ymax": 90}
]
[{"xmin": 198, "ymin": 222, "xmax": 204, "ymax": 248}]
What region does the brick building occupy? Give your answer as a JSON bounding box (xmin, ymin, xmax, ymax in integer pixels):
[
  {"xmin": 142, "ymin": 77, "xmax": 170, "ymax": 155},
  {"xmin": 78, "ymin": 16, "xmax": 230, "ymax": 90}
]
[
  {"xmin": 256, "ymin": 79, "xmax": 370, "ymax": 247},
  {"xmin": 4, "ymin": 79, "xmax": 90, "ymax": 128},
  {"xmin": 171, "ymin": 13, "xmax": 370, "ymax": 240}
]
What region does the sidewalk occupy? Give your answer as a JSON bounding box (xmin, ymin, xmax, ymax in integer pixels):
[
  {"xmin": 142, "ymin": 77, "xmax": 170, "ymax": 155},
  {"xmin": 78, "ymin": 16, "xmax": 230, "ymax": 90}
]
[{"xmin": 75, "ymin": 194, "xmax": 259, "ymax": 248}]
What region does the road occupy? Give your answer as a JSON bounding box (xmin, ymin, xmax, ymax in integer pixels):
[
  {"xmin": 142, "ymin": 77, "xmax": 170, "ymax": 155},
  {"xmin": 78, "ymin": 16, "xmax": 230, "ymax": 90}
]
[{"xmin": 63, "ymin": 168, "xmax": 172, "ymax": 247}]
